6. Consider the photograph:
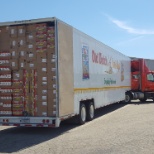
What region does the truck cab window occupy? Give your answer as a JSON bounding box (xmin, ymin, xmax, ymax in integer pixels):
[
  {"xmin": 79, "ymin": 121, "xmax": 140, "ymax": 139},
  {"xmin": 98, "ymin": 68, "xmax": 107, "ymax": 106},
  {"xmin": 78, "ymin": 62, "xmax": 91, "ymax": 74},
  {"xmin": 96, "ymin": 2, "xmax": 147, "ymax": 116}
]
[{"xmin": 147, "ymin": 73, "xmax": 154, "ymax": 81}]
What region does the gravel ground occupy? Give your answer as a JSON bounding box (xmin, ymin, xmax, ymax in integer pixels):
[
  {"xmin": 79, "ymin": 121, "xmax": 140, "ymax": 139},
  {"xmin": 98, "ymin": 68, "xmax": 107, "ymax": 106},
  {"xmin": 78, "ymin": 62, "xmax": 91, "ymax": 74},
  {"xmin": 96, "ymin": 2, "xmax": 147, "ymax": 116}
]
[{"xmin": 0, "ymin": 100, "xmax": 154, "ymax": 154}]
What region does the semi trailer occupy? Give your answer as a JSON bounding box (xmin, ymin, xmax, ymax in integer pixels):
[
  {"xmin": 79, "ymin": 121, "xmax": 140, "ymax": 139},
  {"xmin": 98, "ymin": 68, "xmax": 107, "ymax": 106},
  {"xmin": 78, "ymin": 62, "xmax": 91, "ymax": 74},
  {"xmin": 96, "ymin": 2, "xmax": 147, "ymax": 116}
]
[{"xmin": 0, "ymin": 17, "xmax": 131, "ymax": 127}]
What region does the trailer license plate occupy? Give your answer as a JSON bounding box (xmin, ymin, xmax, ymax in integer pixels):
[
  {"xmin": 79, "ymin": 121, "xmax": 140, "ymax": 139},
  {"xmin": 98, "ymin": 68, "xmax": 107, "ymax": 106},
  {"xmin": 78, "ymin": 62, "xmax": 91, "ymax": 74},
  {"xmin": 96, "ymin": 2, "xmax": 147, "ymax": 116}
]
[{"xmin": 21, "ymin": 118, "xmax": 30, "ymax": 123}]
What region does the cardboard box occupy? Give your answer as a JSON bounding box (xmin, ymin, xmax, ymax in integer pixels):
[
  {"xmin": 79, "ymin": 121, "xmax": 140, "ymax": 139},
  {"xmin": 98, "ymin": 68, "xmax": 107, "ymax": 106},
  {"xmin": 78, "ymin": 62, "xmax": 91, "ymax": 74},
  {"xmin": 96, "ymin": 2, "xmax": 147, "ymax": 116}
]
[
  {"xmin": 0, "ymin": 52, "xmax": 11, "ymax": 59},
  {"xmin": 0, "ymin": 26, "xmax": 10, "ymax": 34},
  {"xmin": 36, "ymin": 101, "xmax": 47, "ymax": 116},
  {"xmin": 19, "ymin": 50, "xmax": 27, "ymax": 59},
  {"xmin": 17, "ymin": 25, "xmax": 26, "ymax": 37},
  {"xmin": 36, "ymin": 52, "xmax": 47, "ymax": 62},
  {"xmin": 47, "ymin": 27, "xmax": 55, "ymax": 34},
  {"xmin": 26, "ymin": 51, "xmax": 37, "ymax": 60},
  {"xmin": 19, "ymin": 59, "xmax": 26, "ymax": 69},
  {"xmin": 0, "ymin": 95, "xmax": 12, "ymax": 101},
  {"xmin": 0, "ymin": 101, "xmax": 12, "ymax": 108},
  {"xmin": 0, "ymin": 81, "xmax": 12, "ymax": 88},
  {"xmin": 27, "ymin": 43, "xmax": 36, "ymax": 51},
  {"xmin": 13, "ymin": 70, "xmax": 23, "ymax": 80},
  {"xmin": 36, "ymin": 23, "xmax": 47, "ymax": 33},
  {"xmin": 0, "ymin": 59, "xmax": 10, "ymax": 67},
  {"xmin": 10, "ymin": 38, "xmax": 18, "ymax": 49},
  {"xmin": 9, "ymin": 26, "xmax": 17, "ymax": 37},
  {"xmin": 26, "ymin": 60, "xmax": 37, "ymax": 69},
  {"xmin": 26, "ymin": 24, "xmax": 36, "ymax": 32},
  {"xmin": 36, "ymin": 32, "xmax": 47, "ymax": 41},
  {"xmin": 47, "ymin": 89, "xmax": 56, "ymax": 116},
  {"xmin": 36, "ymin": 47, "xmax": 47, "ymax": 53},
  {"xmin": 12, "ymin": 80, "xmax": 23, "ymax": 88},
  {"xmin": 18, "ymin": 37, "xmax": 26, "ymax": 50},
  {"xmin": 26, "ymin": 33, "xmax": 36, "ymax": 43},
  {"xmin": 36, "ymin": 40, "xmax": 47, "ymax": 49},
  {"xmin": 12, "ymin": 109, "xmax": 23, "ymax": 116},
  {"xmin": 12, "ymin": 101, "xmax": 24, "ymax": 108},
  {"xmin": 0, "ymin": 73, "xmax": 12, "ymax": 82},
  {"xmin": 11, "ymin": 49, "xmax": 19, "ymax": 59},
  {"xmin": 0, "ymin": 110, "xmax": 12, "ymax": 116},
  {"xmin": 47, "ymin": 34, "xmax": 55, "ymax": 43},
  {"xmin": 10, "ymin": 59, "xmax": 19, "ymax": 70}
]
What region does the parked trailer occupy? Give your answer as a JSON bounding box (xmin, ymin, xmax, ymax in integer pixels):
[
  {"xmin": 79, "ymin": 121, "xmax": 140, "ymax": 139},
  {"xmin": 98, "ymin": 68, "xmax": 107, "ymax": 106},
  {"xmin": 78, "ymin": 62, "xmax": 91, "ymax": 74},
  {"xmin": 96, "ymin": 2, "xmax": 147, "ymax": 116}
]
[{"xmin": 0, "ymin": 17, "xmax": 131, "ymax": 127}]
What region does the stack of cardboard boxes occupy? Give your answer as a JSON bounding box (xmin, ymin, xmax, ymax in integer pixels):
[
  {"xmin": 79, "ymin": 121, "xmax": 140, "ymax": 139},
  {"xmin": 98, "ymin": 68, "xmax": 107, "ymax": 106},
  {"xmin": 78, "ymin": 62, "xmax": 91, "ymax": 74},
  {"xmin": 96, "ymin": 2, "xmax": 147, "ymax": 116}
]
[{"xmin": 0, "ymin": 22, "xmax": 57, "ymax": 117}]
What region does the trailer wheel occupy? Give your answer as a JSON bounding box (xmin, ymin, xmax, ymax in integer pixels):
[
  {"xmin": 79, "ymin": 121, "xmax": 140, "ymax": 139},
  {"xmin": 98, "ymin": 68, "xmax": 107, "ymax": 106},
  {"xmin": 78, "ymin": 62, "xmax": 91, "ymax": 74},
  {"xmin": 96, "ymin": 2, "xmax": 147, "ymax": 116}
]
[
  {"xmin": 79, "ymin": 103, "xmax": 87, "ymax": 125},
  {"xmin": 86, "ymin": 102, "xmax": 95, "ymax": 121},
  {"xmin": 125, "ymin": 93, "xmax": 131, "ymax": 103}
]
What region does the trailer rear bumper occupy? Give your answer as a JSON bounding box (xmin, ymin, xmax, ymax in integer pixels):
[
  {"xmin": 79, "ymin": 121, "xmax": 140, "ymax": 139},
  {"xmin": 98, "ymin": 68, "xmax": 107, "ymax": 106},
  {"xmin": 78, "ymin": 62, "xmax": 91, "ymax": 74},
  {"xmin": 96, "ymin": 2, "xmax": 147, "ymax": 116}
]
[{"xmin": 0, "ymin": 116, "xmax": 61, "ymax": 127}]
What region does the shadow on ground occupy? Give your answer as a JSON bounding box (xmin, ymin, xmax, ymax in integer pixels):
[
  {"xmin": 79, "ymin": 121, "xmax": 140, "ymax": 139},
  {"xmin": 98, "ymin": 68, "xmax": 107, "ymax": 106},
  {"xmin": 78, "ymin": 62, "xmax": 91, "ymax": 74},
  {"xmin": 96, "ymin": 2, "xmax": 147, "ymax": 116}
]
[{"xmin": 0, "ymin": 102, "xmax": 126, "ymax": 153}]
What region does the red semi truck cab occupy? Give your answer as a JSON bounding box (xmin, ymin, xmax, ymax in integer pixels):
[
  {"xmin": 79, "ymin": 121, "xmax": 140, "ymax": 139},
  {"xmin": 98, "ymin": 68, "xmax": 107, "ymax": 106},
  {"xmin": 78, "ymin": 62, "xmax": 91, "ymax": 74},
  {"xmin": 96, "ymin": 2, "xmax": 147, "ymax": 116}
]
[{"xmin": 125, "ymin": 58, "xmax": 154, "ymax": 102}]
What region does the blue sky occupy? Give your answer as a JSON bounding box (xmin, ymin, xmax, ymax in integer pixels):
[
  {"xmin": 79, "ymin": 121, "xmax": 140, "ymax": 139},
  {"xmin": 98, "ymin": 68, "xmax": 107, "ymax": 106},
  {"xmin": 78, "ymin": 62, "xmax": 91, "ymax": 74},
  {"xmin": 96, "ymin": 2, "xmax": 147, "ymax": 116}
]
[{"xmin": 0, "ymin": 0, "xmax": 154, "ymax": 59}]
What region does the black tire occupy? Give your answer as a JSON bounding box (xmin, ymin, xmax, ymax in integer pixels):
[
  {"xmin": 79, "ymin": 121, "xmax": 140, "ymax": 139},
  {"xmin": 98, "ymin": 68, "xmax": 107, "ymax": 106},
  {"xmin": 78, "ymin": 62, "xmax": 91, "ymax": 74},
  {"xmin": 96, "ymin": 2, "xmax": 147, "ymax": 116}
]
[
  {"xmin": 86, "ymin": 102, "xmax": 95, "ymax": 121},
  {"xmin": 78, "ymin": 103, "xmax": 87, "ymax": 125},
  {"xmin": 125, "ymin": 93, "xmax": 131, "ymax": 103}
]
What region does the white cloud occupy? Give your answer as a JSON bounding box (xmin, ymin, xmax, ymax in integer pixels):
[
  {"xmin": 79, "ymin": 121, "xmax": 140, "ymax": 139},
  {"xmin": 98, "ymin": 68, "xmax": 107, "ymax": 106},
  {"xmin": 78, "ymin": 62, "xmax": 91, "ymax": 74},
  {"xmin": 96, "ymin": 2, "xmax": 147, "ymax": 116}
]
[{"xmin": 108, "ymin": 16, "xmax": 154, "ymax": 35}]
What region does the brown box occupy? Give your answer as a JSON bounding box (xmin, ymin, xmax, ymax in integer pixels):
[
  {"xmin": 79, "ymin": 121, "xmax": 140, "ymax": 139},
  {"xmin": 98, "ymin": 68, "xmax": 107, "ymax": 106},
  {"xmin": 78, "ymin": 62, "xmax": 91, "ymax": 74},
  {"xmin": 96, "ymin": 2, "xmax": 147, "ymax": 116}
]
[
  {"xmin": 36, "ymin": 47, "xmax": 47, "ymax": 53},
  {"xmin": 9, "ymin": 26, "xmax": 17, "ymax": 37},
  {"xmin": 10, "ymin": 59, "xmax": 19, "ymax": 70},
  {"xmin": 0, "ymin": 59, "xmax": 10, "ymax": 67},
  {"xmin": 18, "ymin": 37, "xmax": 26, "ymax": 50},
  {"xmin": 36, "ymin": 52, "xmax": 47, "ymax": 62},
  {"xmin": 13, "ymin": 70, "xmax": 23, "ymax": 80},
  {"xmin": 19, "ymin": 59, "xmax": 26, "ymax": 69},
  {"xmin": 36, "ymin": 32, "xmax": 47, "ymax": 41},
  {"xmin": 47, "ymin": 43, "xmax": 55, "ymax": 49},
  {"xmin": 17, "ymin": 25, "xmax": 26, "ymax": 37},
  {"xmin": 0, "ymin": 101, "xmax": 12, "ymax": 108},
  {"xmin": 12, "ymin": 109, "xmax": 23, "ymax": 116},
  {"xmin": 26, "ymin": 60, "xmax": 37, "ymax": 69},
  {"xmin": 0, "ymin": 95, "xmax": 12, "ymax": 101},
  {"xmin": 36, "ymin": 101, "xmax": 47, "ymax": 116},
  {"xmin": 47, "ymin": 34, "xmax": 55, "ymax": 43},
  {"xmin": 12, "ymin": 101, "xmax": 24, "ymax": 108},
  {"xmin": 47, "ymin": 27, "xmax": 55, "ymax": 34},
  {"xmin": 0, "ymin": 73, "xmax": 12, "ymax": 82},
  {"xmin": 0, "ymin": 110, "xmax": 12, "ymax": 116},
  {"xmin": 26, "ymin": 51, "xmax": 37, "ymax": 60},
  {"xmin": 36, "ymin": 40, "xmax": 47, "ymax": 49},
  {"xmin": 0, "ymin": 26, "xmax": 10, "ymax": 34},
  {"xmin": 11, "ymin": 49, "xmax": 19, "ymax": 59},
  {"xmin": 0, "ymin": 52, "xmax": 11, "ymax": 59},
  {"xmin": 36, "ymin": 23, "xmax": 47, "ymax": 33},
  {"xmin": 10, "ymin": 38, "xmax": 18, "ymax": 49},
  {"xmin": 19, "ymin": 50, "xmax": 27, "ymax": 59},
  {"xmin": 26, "ymin": 24, "xmax": 36, "ymax": 33},
  {"xmin": 12, "ymin": 80, "xmax": 23, "ymax": 88},
  {"xmin": 27, "ymin": 43, "xmax": 36, "ymax": 51},
  {"xmin": 26, "ymin": 33, "xmax": 36, "ymax": 43},
  {"xmin": 47, "ymin": 89, "xmax": 56, "ymax": 116}
]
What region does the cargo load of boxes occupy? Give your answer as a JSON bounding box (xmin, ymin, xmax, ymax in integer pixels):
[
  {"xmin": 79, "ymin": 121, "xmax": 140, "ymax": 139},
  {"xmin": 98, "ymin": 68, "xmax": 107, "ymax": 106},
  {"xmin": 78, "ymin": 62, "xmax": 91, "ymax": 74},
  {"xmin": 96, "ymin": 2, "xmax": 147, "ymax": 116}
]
[{"xmin": 0, "ymin": 22, "xmax": 57, "ymax": 117}]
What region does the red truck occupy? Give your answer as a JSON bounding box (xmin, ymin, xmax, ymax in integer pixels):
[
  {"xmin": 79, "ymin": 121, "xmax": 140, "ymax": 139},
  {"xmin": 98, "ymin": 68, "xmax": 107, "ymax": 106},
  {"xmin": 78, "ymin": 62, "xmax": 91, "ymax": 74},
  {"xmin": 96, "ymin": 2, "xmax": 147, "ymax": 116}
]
[{"xmin": 125, "ymin": 58, "xmax": 154, "ymax": 102}]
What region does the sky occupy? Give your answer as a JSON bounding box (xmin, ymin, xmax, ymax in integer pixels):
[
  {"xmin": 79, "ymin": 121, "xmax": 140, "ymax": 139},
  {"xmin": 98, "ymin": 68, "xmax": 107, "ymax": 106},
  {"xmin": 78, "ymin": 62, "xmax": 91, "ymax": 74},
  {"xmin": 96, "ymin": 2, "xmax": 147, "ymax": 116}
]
[{"xmin": 0, "ymin": 0, "xmax": 154, "ymax": 59}]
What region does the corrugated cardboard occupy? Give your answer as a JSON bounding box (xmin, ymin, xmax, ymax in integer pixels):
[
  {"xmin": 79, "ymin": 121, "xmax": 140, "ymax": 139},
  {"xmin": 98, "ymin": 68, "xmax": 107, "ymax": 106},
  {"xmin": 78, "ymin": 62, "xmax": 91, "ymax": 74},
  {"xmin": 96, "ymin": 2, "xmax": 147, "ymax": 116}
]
[
  {"xmin": 11, "ymin": 49, "xmax": 19, "ymax": 59},
  {"xmin": 9, "ymin": 26, "xmax": 17, "ymax": 37},
  {"xmin": 18, "ymin": 37, "xmax": 26, "ymax": 50},
  {"xmin": 17, "ymin": 25, "xmax": 26, "ymax": 37}
]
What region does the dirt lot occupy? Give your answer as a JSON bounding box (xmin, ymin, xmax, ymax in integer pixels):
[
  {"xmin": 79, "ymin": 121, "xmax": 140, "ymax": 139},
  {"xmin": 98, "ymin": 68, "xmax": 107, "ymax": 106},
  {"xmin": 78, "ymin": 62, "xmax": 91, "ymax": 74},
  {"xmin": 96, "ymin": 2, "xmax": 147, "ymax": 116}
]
[{"xmin": 0, "ymin": 100, "xmax": 154, "ymax": 154}]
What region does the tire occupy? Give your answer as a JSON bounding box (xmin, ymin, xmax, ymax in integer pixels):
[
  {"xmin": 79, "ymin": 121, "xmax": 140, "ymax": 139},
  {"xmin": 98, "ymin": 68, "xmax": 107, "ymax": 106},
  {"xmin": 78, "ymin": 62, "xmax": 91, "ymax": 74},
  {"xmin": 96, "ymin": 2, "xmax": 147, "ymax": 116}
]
[
  {"xmin": 86, "ymin": 102, "xmax": 95, "ymax": 121},
  {"xmin": 125, "ymin": 93, "xmax": 131, "ymax": 103},
  {"xmin": 78, "ymin": 103, "xmax": 87, "ymax": 125}
]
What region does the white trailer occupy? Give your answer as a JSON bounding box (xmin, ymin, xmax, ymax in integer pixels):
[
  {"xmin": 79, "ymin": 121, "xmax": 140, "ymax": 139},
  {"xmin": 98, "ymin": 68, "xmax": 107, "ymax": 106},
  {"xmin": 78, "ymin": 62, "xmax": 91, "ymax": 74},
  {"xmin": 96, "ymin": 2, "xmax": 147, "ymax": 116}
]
[{"xmin": 0, "ymin": 17, "xmax": 131, "ymax": 127}]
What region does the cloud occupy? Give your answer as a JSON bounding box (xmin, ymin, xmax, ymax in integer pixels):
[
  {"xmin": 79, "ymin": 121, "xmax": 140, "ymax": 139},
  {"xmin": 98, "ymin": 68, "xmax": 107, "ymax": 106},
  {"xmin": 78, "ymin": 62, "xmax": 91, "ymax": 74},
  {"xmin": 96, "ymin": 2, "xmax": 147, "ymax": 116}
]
[{"xmin": 108, "ymin": 16, "xmax": 154, "ymax": 35}]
